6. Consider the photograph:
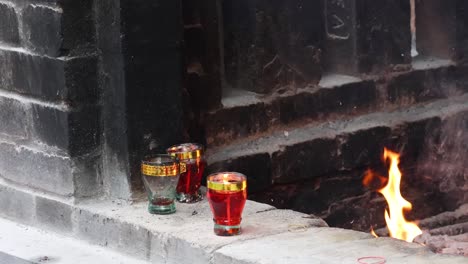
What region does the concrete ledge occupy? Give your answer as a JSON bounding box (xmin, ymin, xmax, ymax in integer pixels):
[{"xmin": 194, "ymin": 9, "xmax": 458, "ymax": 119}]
[{"xmin": 0, "ymin": 183, "xmax": 465, "ymax": 263}]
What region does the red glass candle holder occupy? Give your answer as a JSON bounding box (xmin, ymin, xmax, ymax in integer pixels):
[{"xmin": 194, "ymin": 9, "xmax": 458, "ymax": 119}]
[
  {"xmin": 207, "ymin": 172, "xmax": 247, "ymax": 236},
  {"xmin": 167, "ymin": 143, "xmax": 206, "ymax": 203}
]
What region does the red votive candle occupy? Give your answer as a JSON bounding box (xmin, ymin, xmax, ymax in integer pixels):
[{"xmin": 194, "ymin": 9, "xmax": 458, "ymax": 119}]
[
  {"xmin": 207, "ymin": 172, "xmax": 247, "ymax": 236},
  {"xmin": 167, "ymin": 143, "xmax": 206, "ymax": 203}
]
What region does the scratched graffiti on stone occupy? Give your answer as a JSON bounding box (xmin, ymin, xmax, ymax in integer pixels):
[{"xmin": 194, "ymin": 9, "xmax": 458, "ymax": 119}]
[{"xmin": 325, "ymin": 0, "xmax": 350, "ymax": 40}]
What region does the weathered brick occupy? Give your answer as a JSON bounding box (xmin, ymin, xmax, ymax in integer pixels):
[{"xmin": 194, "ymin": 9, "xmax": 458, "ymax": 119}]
[
  {"xmin": 21, "ymin": 0, "xmax": 95, "ymax": 57},
  {"xmin": 275, "ymin": 80, "xmax": 377, "ymax": 124},
  {"xmin": 36, "ymin": 196, "xmax": 73, "ymax": 233},
  {"xmin": 223, "ymin": 0, "xmax": 323, "ymax": 93},
  {"xmin": 204, "ymin": 80, "xmax": 377, "ymax": 147},
  {"xmin": 22, "ymin": 4, "xmax": 62, "ymax": 57},
  {"xmin": 272, "ymin": 138, "xmax": 339, "ymax": 184},
  {"xmin": 32, "ymin": 105, "xmax": 100, "ymax": 156},
  {"xmin": 338, "ymin": 126, "xmax": 392, "ymax": 170},
  {"xmin": 0, "ymin": 185, "xmax": 35, "ymax": 225},
  {"xmin": 386, "ymin": 68, "xmax": 455, "ymax": 104},
  {"xmin": 0, "ymin": 49, "xmax": 98, "ymax": 103},
  {"xmin": 0, "ymin": 141, "xmax": 74, "ymax": 196},
  {"xmin": 0, "ymin": 2, "xmax": 19, "ymax": 45},
  {"xmin": 75, "ymin": 209, "xmax": 151, "ymax": 259},
  {"xmin": 0, "ymin": 96, "xmax": 30, "ymax": 140},
  {"xmin": 204, "ymin": 102, "xmax": 270, "ymax": 146},
  {"xmin": 324, "ymin": 0, "xmax": 411, "ymax": 74}
]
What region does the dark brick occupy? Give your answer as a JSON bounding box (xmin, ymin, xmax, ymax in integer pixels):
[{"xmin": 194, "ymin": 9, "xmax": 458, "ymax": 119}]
[
  {"xmin": 32, "ymin": 105, "xmax": 100, "ymax": 156},
  {"xmin": 387, "ymin": 68, "xmax": 453, "ymax": 104},
  {"xmin": 0, "ymin": 49, "xmax": 98, "ymax": 103},
  {"xmin": 276, "ymin": 80, "xmax": 377, "ymax": 124},
  {"xmin": 223, "ymin": 0, "xmax": 323, "ymax": 93},
  {"xmin": 204, "ymin": 102, "xmax": 270, "ymax": 146},
  {"xmin": 339, "ymin": 127, "xmax": 392, "ymax": 170},
  {"xmin": 0, "ymin": 3, "xmax": 19, "ymax": 45},
  {"xmin": 207, "ymin": 153, "xmax": 271, "ymax": 193},
  {"xmin": 416, "ymin": 0, "xmax": 457, "ymax": 59},
  {"xmin": 324, "ymin": 0, "xmax": 411, "ymax": 74},
  {"xmin": 272, "ymin": 138, "xmax": 339, "ymax": 184},
  {"xmin": 22, "ymin": 0, "xmax": 95, "ymax": 57},
  {"xmin": 457, "ymin": 0, "xmax": 468, "ymax": 63},
  {"xmin": 0, "ymin": 96, "xmax": 30, "ymax": 140},
  {"xmin": 58, "ymin": 0, "xmax": 96, "ymax": 55},
  {"xmin": 22, "ymin": 4, "xmax": 62, "ymax": 57}
]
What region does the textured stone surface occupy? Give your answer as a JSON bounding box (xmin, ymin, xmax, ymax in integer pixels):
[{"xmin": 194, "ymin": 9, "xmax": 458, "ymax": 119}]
[
  {"xmin": 0, "ymin": 2, "xmax": 19, "ymax": 45},
  {"xmin": 0, "ymin": 184, "xmax": 465, "ymax": 263},
  {"xmin": 0, "ymin": 96, "xmax": 30, "ymax": 140},
  {"xmin": 22, "ymin": 4, "xmax": 62, "ymax": 57},
  {"xmin": 0, "ymin": 185, "xmax": 35, "ymax": 225},
  {"xmin": 223, "ymin": 0, "xmax": 323, "ymax": 93},
  {"xmin": 324, "ymin": 0, "xmax": 411, "ymax": 74},
  {"xmin": 213, "ymin": 229, "xmax": 468, "ymax": 264},
  {"xmin": 204, "ymin": 80, "xmax": 377, "ymax": 147},
  {"xmin": 416, "ymin": 0, "xmax": 457, "ymax": 59},
  {"xmin": 208, "ymin": 95, "xmax": 468, "ymax": 185},
  {"xmin": 36, "ymin": 196, "xmax": 72, "ymax": 233},
  {"xmin": 31, "ymin": 104, "xmax": 100, "ymax": 156},
  {"xmin": 0, "ymin": 49, "xmax": 99, "ymax": 103},
  {"xmin": 0, "ymin": 217, "xmax": 148, "ymax": 264},
  {"xmin": 0, "ymin": 141, "xmax": 74, "ymax": 196}
]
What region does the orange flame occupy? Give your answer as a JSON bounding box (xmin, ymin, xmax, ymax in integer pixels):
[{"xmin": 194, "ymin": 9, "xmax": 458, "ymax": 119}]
[{"xmin": 377, "ymin": 148, "xmax": 422, "ymax": 242}]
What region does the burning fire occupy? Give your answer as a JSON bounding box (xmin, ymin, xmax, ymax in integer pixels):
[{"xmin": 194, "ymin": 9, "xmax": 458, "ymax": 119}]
[{"xmin": 364, "ymin": 148, "xmax": 422, "ymax": 242}]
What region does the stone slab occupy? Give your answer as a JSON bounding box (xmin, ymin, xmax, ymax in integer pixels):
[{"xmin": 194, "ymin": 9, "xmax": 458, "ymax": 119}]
[
  {"xmin": 213, "ymin": 228, "xmax": 466, "ymax": 264},
  {"xmin": 0, "ymin": 217, "xmax": 148, "ymax": 264}
]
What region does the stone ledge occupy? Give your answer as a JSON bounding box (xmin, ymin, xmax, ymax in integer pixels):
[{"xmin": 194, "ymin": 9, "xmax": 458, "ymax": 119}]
[{"xmin": 0, "ymin": 183, "xmax": 464, "ymax": 263}]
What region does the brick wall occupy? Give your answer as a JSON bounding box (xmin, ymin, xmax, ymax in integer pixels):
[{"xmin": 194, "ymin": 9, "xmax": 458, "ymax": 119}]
[{"xmin": 0, "ymin": 0, "xmax": 101, "ymax": 198}]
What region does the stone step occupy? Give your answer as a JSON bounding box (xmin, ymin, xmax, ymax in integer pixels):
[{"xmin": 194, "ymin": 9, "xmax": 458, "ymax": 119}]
[
  {"xmin": 0, "ymin": 181, "xmax": 327, "ymax": 264},
  {"xmin": 0, "ymin": 217, "xmax": 148, "ymax": 264},
  {"xmin": 1, "ymin": 182, "xmax": 464, "ymax": 264},
  {"xmin": 206, "ymin": 94, "xmax": 468, "ymax": 193},
  {"xmin": 203, "ymin": 63, "xmax": 467, "ymax": 148}
]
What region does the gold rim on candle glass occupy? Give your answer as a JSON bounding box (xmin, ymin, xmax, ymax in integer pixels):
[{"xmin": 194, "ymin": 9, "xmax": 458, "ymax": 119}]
[
  {"xmin": 167, "ymin": 143, "xmax": 204, "ymax": 160},
  {"xmin": 207, "ymin": 172, "xmax": 247, "ymax": 191}
]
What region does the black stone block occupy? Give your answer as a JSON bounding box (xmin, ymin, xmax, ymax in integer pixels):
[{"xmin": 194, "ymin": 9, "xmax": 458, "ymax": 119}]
[
  {"xmin": 207, "ymin": 153, "xmax": 272, "ymax": 193},
  {"xmin": 456, "ymin": 0, "xmax": 468, "ymax": 63},
  {"xmin": 416, "ymin": 0, "xmax": 457, "ymax": 60},
  {"xmin": 22, "ymin": 0, "xmax": 95, "ymax": 57},
  {"xmin": 272, "ymin": 138, "xmax": 339, "ymax": 184},
  {"xmin": 32, "ymin": 105, "xmax": 100, "ymax": 156},
  {"xmin": 387, "ymin": 68, "xmax": 451, "ymax": 104},
  {"xmin": 183, "ymin": 0, "xmax": 223, "ymax": 111},
  {"xmin": 0, "ymin": 3, "xmax": 19, "ymax": 45},
  {"xmin": 58, "ymin": 0, "xmax": 96, "ymax": 56},
  {"xmin": 0, "ymin": 49, "xmax": 99, "ymax": 103},
  {"xmin": 223, "ymin": 0, "xmax": 323, "ymax": 94},
  {"xmin": 339, "ymin": 126, "xmax": 392, "ymax": 170},
  {"xmin": 204, "ymin": 102, "xmax": 270, "ymax": 146},
  {"xmin": 324, "ymin": 0, "xmax": 411, "ymax": 74}
]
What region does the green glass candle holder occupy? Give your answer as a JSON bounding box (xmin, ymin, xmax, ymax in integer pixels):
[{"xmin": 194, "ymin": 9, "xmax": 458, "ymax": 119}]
[{"xmin": 141, "ymin": 154, "xmax": 181, "ymax": 214}]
